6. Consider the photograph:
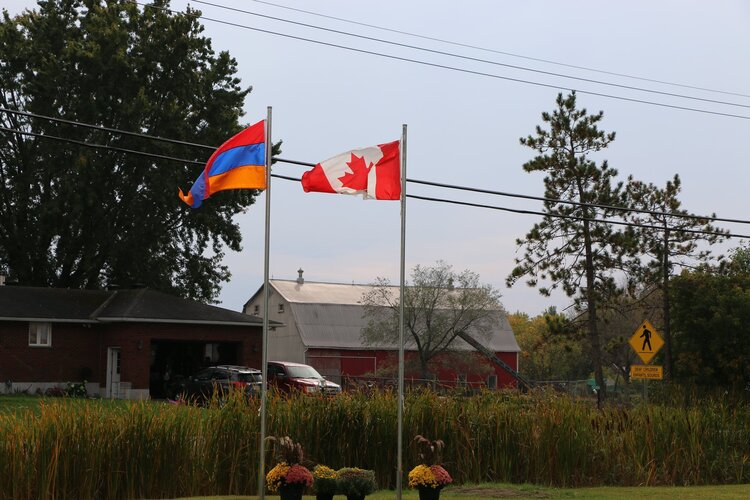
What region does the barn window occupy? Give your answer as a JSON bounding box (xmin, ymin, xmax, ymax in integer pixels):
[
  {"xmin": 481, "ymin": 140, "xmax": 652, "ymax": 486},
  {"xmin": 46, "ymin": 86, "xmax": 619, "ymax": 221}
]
[
  {"xmin": 278, "ymin": 303, "xmax": 285, "ymax": 314},
  {"xmin": 253, "ymin": 305, "xmax": 260, "ymax": 316},
  {"xmin": 29, "ymin": 322, "xmax": 52, "ymax": 347}
]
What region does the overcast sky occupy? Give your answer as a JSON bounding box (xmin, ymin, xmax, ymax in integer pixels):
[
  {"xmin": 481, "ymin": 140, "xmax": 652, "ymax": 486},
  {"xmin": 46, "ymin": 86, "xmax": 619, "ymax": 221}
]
[{"xmin": 6, "ymin": 0, "xmax": 750, "ymax": 316}]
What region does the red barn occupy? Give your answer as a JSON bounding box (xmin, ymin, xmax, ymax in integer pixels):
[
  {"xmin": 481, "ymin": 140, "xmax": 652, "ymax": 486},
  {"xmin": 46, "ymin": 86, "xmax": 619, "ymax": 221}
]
[
  {"xmin": 0, "ymin": 285, "xmax": 265, "ymax": 399},
  {"xmin": 244, "ymin": 272, "xmax": 521, "ymax": 389}
]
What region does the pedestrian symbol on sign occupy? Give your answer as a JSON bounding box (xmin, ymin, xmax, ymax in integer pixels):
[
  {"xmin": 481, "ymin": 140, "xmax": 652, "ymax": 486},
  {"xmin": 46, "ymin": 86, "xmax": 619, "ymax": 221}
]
[{"xmin": 640, "ymin": 325, "xmax": 652, "ymax": 351}]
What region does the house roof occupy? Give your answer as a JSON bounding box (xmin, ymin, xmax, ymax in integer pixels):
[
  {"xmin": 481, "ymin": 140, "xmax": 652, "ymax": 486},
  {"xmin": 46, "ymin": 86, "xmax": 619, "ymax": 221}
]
[
  {"xmin": 0, "ymin": 286, "xmax": 266, "ymax": 326},
  {"xmin": 263, "ymin": 279, "xmax": 519, "ymax": 352}
]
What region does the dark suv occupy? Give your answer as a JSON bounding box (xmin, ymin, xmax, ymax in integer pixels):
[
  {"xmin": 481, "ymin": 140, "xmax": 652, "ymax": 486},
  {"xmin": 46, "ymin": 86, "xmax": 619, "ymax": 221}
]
[
  {"xmin": 170, "ymin": 365, "xmax": 262, "ymax": 402},
  {"xmin": 267, "ymin": 361, "xmax": 341, "ymax": 396}
]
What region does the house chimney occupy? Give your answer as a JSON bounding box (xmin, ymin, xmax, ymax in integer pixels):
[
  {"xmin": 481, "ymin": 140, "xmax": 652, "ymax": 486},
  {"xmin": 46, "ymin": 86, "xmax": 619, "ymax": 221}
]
[{"xmin": 297, "ymin": 268, "xmax": 304, "ymax": 285}]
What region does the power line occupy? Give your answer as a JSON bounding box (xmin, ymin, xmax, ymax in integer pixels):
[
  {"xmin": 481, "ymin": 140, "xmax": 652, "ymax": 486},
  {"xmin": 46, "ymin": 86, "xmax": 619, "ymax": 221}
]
[
  {"xmin": 0, "ymin": 126, "xmax": 204, "ymax": 165},
  {"xmin": 2, "ymin": 123, "xmax": 745, "ymax": 238},
  {"xmin": 190, "ymin": 0, "xmax": 750, "ymax": 111},
  {"xmin": 272, "ymin": 172, "xmax": 747, "ymax": 240},
  {"xmin": 0, "ymin": 107, "xmax": 215, "ymax": 151},
  {"xmin": 242, "ymin": 0, "xmax": 750, "ymax": 100},
  {"xmin": 136, "ymin": 2, "xmax": 750, "ymax": 121},
  {"xmin": 2, "ymin": 108, "xmax": 748, "ymax": 228},
  {"xmin": 406, "ymin": 178, "xmax": 747, "ymax": 227},
  {"xmin": 404, "ymin": 194, "xmax": 748, "ymax": 240}
]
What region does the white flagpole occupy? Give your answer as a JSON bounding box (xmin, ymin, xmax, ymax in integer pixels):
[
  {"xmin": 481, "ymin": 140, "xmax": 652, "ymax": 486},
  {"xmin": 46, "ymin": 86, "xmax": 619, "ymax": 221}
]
[
  {"xmin": 396, "ymin": 123, "xmax": 407, "ymax": 499},
  {"xmin": 258, "ymin": 106, "xmax": 272, "ymax": 500}
]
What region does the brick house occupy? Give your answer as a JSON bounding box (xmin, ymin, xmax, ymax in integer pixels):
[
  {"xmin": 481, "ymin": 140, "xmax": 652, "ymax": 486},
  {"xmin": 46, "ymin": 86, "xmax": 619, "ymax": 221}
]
[
  {"xmin": 243, "ymin": 271, "xmax": 521, "ymax": 389},
  {"xmin": 0, "ymin": 285, "xmax": 266, "ymax": 399}
]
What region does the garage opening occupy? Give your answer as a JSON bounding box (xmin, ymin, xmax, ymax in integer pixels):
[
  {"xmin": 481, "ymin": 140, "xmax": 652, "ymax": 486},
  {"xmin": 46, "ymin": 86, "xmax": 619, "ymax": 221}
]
[{"xmin": 149, "ymin": 340, "xmax": 241, "ymax": 399}]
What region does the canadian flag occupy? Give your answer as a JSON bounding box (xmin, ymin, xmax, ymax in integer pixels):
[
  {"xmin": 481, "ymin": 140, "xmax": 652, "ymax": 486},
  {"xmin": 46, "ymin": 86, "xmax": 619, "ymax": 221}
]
[{"xmin": 301, "ymin": 140, "xmax": 400, "ymax": 200}]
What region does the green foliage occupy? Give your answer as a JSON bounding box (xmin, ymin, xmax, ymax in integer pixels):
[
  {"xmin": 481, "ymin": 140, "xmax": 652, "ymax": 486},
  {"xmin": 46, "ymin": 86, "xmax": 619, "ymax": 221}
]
[
  {"xmin": 311, "ymin": 465, "xmax": 337, "ymax": 495},
  {"xmin": 335, "ymin": 467, "xmax": 377, "ymax": 497},
  {"xmin": 0, "ymin": 389, "xmax": 748, "ymax": 499},
  {"xmin": 0, "ymin": 0, "xmax": 268, "ymax": 301},
  {"xmin": 0, "ymin": 391, "xmax": 750, "ymax": 500},
  {"xmin": 509, "ymin": 92, "xmax": 629, "ymax": 399},
  {"xmin": 623, "ymin": 174, "xmax": 727, "ymax": 378},
  {"xmin": 64, "ymin": 381, "xmax": 88, "ymax": 398},
  {"xmin": 361, "ymin": 260, "xmax": 504, "ymax": 379},
  {"xmin": 509, "ymin": 311, "xmax": 589, "ymax": 381},
  {"xmin": 670, "ymin": 255, "xmax": 750, "ymax": 388}
]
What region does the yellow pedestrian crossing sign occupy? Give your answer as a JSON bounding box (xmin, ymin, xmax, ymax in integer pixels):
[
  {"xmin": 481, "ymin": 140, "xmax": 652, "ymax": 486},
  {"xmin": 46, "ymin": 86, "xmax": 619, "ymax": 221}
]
[{"xmin": 629, "ymin": 320, "xmax": 664, "ymax": 364}]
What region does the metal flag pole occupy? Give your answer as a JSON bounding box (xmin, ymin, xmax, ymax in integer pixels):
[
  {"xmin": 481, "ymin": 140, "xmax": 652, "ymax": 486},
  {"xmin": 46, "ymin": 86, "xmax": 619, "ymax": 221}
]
[
  {"xmin": 396, "ymin": 123, "xmax": 407, "ymax": 500},
  {"xmin": 258, "ymin": 106, "xmax": 272, "ymax": 500}
]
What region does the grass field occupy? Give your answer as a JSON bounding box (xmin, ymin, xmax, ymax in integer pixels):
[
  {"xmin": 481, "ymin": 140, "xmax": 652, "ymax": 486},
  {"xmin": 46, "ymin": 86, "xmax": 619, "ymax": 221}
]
[
  {"xmin": 0, "ymin": 395, "xmax": 47, "ymax": 413},
  {"xmin": 0, "ymin": 394, "xmax": 127, "ymax": 414},
  {"xmin": 2, "ymin": 392, "xmax": 748, "ymax": 500},
  {"xmin": 176, "ymin": 483, "xmax": 750, "ymax": 499}
]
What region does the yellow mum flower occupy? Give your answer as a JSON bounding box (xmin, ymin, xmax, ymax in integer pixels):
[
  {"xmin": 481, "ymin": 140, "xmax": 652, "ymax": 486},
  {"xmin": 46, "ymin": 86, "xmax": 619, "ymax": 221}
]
[
  {"xmin": 266, "ymin": 462, "xmax": 290, "ymax": 492},
  {"xmin": 408, "ymin": 464, "xmax": 439, "ymax": 488}
]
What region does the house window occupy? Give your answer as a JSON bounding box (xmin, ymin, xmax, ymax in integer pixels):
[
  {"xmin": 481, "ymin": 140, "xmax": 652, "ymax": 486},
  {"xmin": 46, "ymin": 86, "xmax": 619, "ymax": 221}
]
[
  {"xmin": 29, "ymin": 322, "xmax": 52, "ymax": 347},
  {"xmin": 278, "ymin": 303, "xmax": 284, "ymax": 314},
  {"xmin": 253, "ymin": 305, "xmax": 260, "ymax": 316}
]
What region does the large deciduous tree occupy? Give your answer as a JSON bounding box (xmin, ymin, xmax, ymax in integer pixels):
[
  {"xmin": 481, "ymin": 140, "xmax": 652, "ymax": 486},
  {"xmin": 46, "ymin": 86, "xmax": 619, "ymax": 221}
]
[
  {"xmin": 0, "ymin": 0, "xmax": 264, "ymax": 301},
  {"xmin": 624, "ymin": 174, "xmax": 726, "ymax": 379},
  {"xmin": 507, "ymin": 92, "xmax": 631, "ymax": 403},
  {"xmin": 670, "ymin": 246, "xmax": 750, "ymax": 388},
  {"xmin": 360, "ymin": 261, "xmax": 504, "ymax": 380},
  {"xmin": 509, "ymin": 309, "xmax": 589, "ymax": 382}
]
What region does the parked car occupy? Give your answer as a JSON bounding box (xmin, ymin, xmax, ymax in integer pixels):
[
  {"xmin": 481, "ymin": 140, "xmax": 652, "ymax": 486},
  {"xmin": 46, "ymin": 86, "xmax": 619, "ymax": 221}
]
[
  {"xmin": 169, "ymin": 365, "xmax": 262, "ymax": 402},
  {"xmin": 267, "ymin": 361, "xmax": 341, "ymax": 396}
]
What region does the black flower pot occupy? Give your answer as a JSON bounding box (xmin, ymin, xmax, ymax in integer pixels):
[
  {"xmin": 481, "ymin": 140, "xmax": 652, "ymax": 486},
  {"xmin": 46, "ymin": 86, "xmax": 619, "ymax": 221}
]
[
  {"xmin": 279, "ymin": 483, "xmax": 305, "ymax": 500},
  {"xmin": 418, "ymin": 486, "xmax": 442, "ymax": 500},
  {"xmin": 345, "ymin": 495, "xmax": 365, "ymax": 500}
]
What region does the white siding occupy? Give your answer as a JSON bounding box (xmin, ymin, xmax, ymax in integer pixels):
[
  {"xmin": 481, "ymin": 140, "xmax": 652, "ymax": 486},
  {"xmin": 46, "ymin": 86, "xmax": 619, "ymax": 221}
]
[{"xmin": 244, "ymin": 289, "xmax": 306, "ymax": 363}]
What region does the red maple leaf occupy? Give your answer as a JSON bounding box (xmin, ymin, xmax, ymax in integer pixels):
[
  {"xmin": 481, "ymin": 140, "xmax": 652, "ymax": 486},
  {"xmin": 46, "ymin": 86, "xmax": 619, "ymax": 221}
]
[{"xmin": 339, "ymin": 154, "xmax": 372, "ymax": 191}]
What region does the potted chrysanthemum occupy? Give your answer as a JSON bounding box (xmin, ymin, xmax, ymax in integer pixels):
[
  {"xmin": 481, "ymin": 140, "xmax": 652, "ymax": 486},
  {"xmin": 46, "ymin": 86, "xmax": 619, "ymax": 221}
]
[
  {"xmin": 335, "ymin": 467, "xmax": 377, "ymax": 500},
  {"xmin": 407, "ymin": 435, "xmax": 453, "ymax": 500},
  {"xmin": 312, "ymin": 464, "xmax": 338, "ymax": 500},
  {"xmin": 266, "ymin": 436, "xmax": 314, "ymax": 500}
]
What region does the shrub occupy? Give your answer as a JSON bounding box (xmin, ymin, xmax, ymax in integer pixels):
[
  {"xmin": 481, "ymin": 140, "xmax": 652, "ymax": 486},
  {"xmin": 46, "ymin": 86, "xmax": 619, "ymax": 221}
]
[{"xmin": 335, "ymin": 467, "xmax": 376, "ymax": 497}]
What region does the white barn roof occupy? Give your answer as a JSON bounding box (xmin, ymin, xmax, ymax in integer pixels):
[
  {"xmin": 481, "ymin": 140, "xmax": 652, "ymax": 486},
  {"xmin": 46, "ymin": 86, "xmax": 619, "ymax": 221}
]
[{"xmin": 268, "ymin": 280, "xmax": 519, "ymax": 352}]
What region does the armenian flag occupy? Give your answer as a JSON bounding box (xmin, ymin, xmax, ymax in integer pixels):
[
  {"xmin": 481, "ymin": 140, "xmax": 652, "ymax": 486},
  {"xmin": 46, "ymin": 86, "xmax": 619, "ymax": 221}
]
[{"xmin": 179, "ymin": 119, "xmax": 266, "ymax": 208}]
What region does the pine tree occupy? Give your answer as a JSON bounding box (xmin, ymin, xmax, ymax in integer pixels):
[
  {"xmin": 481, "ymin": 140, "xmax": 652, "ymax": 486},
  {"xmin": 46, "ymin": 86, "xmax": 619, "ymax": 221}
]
[{"xmin": 507, "ymin": 92, "xmax": 629, "ymax": 403}]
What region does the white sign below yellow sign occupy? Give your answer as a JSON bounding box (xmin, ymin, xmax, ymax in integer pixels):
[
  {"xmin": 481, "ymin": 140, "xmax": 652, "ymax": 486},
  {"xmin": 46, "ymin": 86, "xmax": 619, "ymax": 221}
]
[
  {"xmin": 630, "ymin": 364, "xmax": 663, "ymax": 380},
  {"xmin": 628, "ymin": 319, "xmax": 664, "ymax": 365}
]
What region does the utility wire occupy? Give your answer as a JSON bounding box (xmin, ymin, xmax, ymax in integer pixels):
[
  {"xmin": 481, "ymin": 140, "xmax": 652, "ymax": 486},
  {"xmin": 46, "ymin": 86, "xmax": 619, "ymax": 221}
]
[
  {"xmin": 2, "ymin": 108, "xmax": 748, "ymax": 228},
  {"xmin": 2, "ymin": 124, "xmax": 745, "ymax": 239},
  {"xmin": 272, "ymin": 172, "xmax": 748, "ymax": 240},
  {"xmin": 405, "ymin": 194, "xmax": 748, "ymax": 240},
  {"xmin": 406, "ymin": 178, "xmax": 747, "ymax": 226},
  {"xmin": 136, "ymin": 2, "xmax": 750, "ymax": 121},
  {"xmin": 0, "ymin": 107, "xmax": 214, "ymax": 151},
  {"xmin": 0, "ymin": 126, "xmax": 204, "ymax": 165},
  {"xmin": 191, "ymin": 0, "xmax": 750, "ymax": 110},
  {"xmin": 242, "ymin": 0, "xmax": 750, "ymax": 100}
]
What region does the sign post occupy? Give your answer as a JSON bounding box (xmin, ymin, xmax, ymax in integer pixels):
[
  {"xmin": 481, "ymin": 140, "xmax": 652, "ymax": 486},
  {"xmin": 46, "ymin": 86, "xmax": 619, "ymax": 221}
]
[{"xmin": 629, "ymin": 320, "xmax": 664, "ymax": 382}]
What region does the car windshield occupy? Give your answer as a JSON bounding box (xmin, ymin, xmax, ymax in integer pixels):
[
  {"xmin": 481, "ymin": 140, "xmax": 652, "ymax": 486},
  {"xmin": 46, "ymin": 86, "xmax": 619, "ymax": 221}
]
[
  {"xmin": 286, "ymin": 365, "xmax": 323, "ymax": 379},
  {"xmin": 237, "ymin": 372, "xmax": 262, "ymax": 383}
]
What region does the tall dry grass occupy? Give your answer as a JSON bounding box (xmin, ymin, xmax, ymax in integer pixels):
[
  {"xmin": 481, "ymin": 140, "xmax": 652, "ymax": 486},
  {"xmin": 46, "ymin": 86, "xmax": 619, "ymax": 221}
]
[{"xmin": 0, "ymin": 388, "xmax": 748, "ymax": 499}]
